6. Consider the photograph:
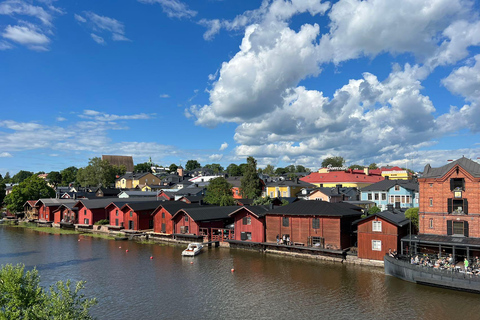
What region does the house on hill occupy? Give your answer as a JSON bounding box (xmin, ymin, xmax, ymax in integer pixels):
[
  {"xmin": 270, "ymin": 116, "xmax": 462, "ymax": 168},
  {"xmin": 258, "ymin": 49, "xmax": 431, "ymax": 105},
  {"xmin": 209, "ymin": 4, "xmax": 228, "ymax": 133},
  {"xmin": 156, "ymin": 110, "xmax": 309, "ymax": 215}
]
[
  {"xmin": 360, "ymin": 179, "xmax": 419, "ymax": 210},
  {"xmin": 300, "ymin": 167, "xmax": 384, "ymax": 189}
]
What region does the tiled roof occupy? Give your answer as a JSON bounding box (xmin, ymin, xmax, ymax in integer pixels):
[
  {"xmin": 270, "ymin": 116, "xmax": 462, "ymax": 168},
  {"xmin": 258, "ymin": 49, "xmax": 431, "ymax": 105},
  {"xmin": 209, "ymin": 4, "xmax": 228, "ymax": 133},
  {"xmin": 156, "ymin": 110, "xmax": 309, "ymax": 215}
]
[
  {"xmin": 421, "ymin": 157, "xmax": 480, "ymax": 178},
  {"xmin": 361, "ymin": 180, "xmax": 419, "ymax": 192},
  {"xmin": 300, "ymin": 170, "xmax": 384, "ymax": 184},
  {"xmin": 266, "ymin": 200, "xmax": 363, "ymax": 217}
]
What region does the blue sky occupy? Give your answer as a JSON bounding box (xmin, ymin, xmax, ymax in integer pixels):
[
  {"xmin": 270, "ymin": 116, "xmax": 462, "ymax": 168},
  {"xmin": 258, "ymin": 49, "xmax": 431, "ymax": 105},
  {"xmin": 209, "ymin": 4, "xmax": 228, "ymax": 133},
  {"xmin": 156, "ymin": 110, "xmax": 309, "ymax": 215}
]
[{"xmin": 1, "ymin": 0, "xmax": 480, "ymax": 176}]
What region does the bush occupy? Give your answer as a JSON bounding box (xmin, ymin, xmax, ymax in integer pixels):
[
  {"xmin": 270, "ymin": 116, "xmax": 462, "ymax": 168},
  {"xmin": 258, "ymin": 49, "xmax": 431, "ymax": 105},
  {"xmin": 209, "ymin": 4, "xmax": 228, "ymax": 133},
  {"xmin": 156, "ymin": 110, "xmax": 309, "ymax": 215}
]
[
  {"xmin": 94, "ymin": 219, "xmax": 110, "ymax": 226},
  {"xmin": 0, "ymin": 264, "xmax": 97, "ymax": 319}
]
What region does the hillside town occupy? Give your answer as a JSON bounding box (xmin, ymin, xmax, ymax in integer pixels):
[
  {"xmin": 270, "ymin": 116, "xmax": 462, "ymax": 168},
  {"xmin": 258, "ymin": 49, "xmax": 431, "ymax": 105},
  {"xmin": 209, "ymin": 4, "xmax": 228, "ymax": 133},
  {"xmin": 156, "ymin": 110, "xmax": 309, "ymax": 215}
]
[{"xmin": 3, "ymin": 154, "xmax": 478, "ymax": 269}]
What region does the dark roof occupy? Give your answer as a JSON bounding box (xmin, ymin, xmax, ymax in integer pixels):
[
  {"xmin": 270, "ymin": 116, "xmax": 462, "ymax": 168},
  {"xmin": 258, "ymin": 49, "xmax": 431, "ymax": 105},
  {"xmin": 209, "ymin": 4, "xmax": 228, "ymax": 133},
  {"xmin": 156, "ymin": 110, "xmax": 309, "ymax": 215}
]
[
  {"xmin": 173, "ymin": 206, "xmax": 238, "ymax": 221},
  {"xmin": 353, "ymin": 209, "xmax": 410, "ymax": 227},
  {"xmin": 156, "ymin": 202, "xmax": 209, "ymax": 214},
  {"xmin": 235, "ymin": 198, "xmax": 255, "ymax": 205},
  {"xmin": 266, "ymin": 200, "xmax": 363, "ymax": 217},
  {"xmin": 401, "ymin": 233, "xmax": 480, "ymax": 248},
  {"xmin": 276, "ymin": 197, "xmax": 299, "ymax": 204},
  {"xmin": 225, "ymin": 176, "xmax": 242, "ymax": 187},
  {"xmin": 179, "ymin": 195, "xmax": 204, "ymax": 203},
  {"xmin": 102, "ymin": 155, "xmax": 134, "ymax": 172},
  {"xmin": 229, "ymin": 205, "xmax": 270, "ymax": 218},
  {"xmin": 75, "ymin": 198, "xmax": 123, "ymax": 209},
  {"xmin": 118, "ymin": 172, "xmax": 151, "ymax": 180},
  {"xmin": 96, "ymin": 187, "xmax": 121, "ymax": 196},
  {"xmin": 35, "ymin": 198, "xmax": 77, "ymax": 207},
  {"xmin": 266, "ymin": 179, "xmax": 315, "ymax": 188},
  {"xmin": 361, "ymin": 179, "xmax": 418, "ymax": 192},
  {"xmin": 121, "ymin": 200, "xmax": 164, "ymax": 212},
  {"xmin": 422, "ymin": 156, "xmax": 480, "ymax": 178},
  {"xmin": 175, "ymin": 187, "xmax": 205, "ymax": 196}
]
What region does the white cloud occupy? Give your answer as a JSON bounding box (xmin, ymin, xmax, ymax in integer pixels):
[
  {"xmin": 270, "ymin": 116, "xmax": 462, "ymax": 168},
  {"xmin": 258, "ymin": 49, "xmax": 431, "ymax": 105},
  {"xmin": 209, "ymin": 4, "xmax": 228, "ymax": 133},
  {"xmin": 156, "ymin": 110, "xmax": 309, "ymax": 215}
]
[
  {"xmin": 0, "ymin": 152, "xmax": 13, "ymax": 158},
  {"xmin": 75, "ymin": 11, "xmax": 130, "ymax": 44},
  {"xmin": 209, "ymin": 154, "xmax": 223, "ymax": 161},
  {"xmin": 90, "ymin": 33, "xmax": 105, "ymax": 45},
  {"xmin": 0, "ymin": 0, "xmax": 53, "ymax": 26},
  {"xmin": 159, "ymin": 93, "xmax": 170, "ymax": 98},
  {"xmin": 442, "ymin": 54, "xmax": 480, "ymax": 102},
  {"xmin": 79, "ymin": 110, "xmax": 155, "ymax": 121},
  {"xmin": 56, "ymin": 116, "xmax": 67, "ymax": 122},
  {"xmin": 2, "ymin": 25, "xmax": 49, "ymax": 50},
  {"xmin": 219, "ymin": 142, "xmax": 228, "ymax": 151},
  {"xmin": 138, "ymin": 0, "xmax": 196, "ymax": 19},
  {"xmin": 0, "ymin": 40, "xmax": 13, "ymax": 50}
]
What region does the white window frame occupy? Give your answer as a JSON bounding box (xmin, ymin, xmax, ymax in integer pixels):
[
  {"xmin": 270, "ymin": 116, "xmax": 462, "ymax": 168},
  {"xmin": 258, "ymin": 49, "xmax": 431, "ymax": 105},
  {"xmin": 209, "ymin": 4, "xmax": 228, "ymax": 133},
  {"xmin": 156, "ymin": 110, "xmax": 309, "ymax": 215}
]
[
  {"xmin": 372, "ymin": 240, "xmax": 382, "ymax": 251},
  {"xmin": 372, "ymin": 221, "xmax": 382, "ymax": 232}
]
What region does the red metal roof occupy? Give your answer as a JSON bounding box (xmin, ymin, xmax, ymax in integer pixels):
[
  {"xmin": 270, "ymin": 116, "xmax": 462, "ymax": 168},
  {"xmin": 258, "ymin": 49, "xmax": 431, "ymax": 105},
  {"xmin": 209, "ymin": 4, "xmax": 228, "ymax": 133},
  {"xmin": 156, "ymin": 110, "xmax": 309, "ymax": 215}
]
[{"xmin": 300, "ymin": 170, "xmax": 384, "ymax": 184}]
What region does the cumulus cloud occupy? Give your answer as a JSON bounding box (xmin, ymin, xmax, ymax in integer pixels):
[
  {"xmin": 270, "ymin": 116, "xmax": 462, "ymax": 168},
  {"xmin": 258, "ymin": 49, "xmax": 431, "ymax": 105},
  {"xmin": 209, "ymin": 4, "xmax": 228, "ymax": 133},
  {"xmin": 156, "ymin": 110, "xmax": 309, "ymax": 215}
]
[
  {"xmin": 0, "ymin": 40, "xmax": 13, "ymax": 50},
  {"xmin": 219, "ymin": 142, "xmax": 228, "ymax": 151},
  {"xmin": 138, "ymin": 0, "xmax": 197, "ymax": 19},
  {"xmin": 209, "ymin": 154, "xmax": 223, "ymax": 161},
  {"xmin": 0, "ymin": 152, "xmax": 13, "ymax": 158},
  {"xmin": 0, "ymin": 0, "xmax": 53, "ymax": 26},
  {"xmin": 442, "ymin": 55, "xmax": 480, "ymax": 102},
  {"xmin": 2, "ymin": 24, "xmax": 49, "ymax": 50},
  {"xmin": 159, "ymin": 93, "xmax": 170, "ymax": 98},
  {"xmin": 75, "ymin": 11, "xmax": 130, "ymax": 44}
]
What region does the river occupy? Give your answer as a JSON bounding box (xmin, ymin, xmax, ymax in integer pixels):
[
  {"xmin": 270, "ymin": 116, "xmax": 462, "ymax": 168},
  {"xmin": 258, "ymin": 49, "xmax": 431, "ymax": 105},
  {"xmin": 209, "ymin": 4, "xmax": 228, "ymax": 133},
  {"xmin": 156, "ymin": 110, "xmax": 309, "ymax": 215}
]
[{"xmin": 1, "ymin": 225, "xmax": 479, "ymax": 319}]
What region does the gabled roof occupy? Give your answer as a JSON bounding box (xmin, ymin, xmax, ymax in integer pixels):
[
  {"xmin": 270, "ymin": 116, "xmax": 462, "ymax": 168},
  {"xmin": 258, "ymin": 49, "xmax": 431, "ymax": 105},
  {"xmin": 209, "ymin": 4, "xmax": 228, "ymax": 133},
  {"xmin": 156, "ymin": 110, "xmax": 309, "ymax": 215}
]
[
  {"xmin": 300, "ymin": 170, "xmax": 384, "ymax": 184},
  {"xmin": 235, "ymin": 198, "xmax": 255, "ymax": 205},
  {"xmin": 75, "ymin": 198, "xmax": 123, "ymax": 209},
  {"xmin": 421, "ymin": 156, "xmax": 480, "ymax": 178},
  {"xmin": 178, "ymin": 195, "xmax": 204, "ymax": 203},
  {"xmin": 155, "ymin": 202, "xmax": 209, "ymax": 215},
  {"xmin": 35, "ymin": 198, "xmax": 77, "ymax": 207},
  {"xmin": 96, "ymin": 187, "xmax": 121, "ymax": 196},
  {"xmin": 24, "ymin": 200, "xmax": 37, "ymax": 208},
  {"xmin": 360, "ymin": 179, "xmax": 418, "ymax": 192},
  {"xmin": 118, "ymin": 190, "xmax": 158, "ymax": 197},
  {"xmin": 354, "ymin": 209, "xmax": 410, "ymax": 227},
  {"xmin": 266, "ymin": 179, "xmax": 315, "ymax": 187},
  {"xmin": 225, "ymin": 176, "xmax": 242, "ymax": 187},
  {"xmin": 121, "ymin": 200, "xmax": 164, "ymax": 212},
  {"xmin": 172, "ymin": 206, "xmax": 238, "ymax": 221},
  {"xmin": 266, "ymin": 200, "xmax": 363, "ymax": 217},
  {"xmin": 229, "ymin": 205, "xmax": 270, "ymax": 218},
  {"xmin": 117, "ymin": 172, "xmax": 152, "ymax": 180}
]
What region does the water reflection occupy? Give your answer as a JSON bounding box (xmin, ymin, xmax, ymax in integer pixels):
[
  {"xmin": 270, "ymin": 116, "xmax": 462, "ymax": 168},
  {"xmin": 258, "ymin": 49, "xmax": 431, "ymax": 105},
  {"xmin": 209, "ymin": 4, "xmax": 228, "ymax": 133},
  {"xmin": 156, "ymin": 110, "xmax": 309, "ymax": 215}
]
[{"xmin": 2, "ymin": 225, "xmax": 480, "ymax": 320}]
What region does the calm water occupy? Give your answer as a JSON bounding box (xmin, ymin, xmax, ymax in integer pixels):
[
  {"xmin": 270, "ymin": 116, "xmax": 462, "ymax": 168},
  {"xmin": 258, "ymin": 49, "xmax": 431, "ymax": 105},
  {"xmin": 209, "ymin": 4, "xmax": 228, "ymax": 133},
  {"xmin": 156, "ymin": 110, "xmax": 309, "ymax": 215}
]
[{"xmin": 1, "ymin": 225, "xmax": 479, "ymax": 320}]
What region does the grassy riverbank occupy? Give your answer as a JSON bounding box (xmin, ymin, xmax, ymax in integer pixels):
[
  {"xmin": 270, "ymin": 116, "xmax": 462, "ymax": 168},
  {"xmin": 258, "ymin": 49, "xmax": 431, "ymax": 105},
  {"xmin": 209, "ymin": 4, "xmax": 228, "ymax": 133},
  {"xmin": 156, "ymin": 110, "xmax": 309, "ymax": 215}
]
[{"xmin": 8, "ymin": 222, "xmax": 117, "ymax": 240}]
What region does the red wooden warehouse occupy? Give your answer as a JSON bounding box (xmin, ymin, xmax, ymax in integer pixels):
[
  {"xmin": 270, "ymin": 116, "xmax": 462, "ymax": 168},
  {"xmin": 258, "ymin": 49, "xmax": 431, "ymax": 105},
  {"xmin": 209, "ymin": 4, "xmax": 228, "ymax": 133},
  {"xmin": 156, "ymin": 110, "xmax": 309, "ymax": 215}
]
[
  {"xmin": 354, "ymin": 205, "xmax": 410, "ymax": 260},
  {"xmin": 152, "ymin": 202, "xmax": 202, "ymax": 234},
  {"xmin": 36, "ymin": 199, "xmax": 77, "ymax": 222},
  {"xmin": 120, "ymin": 200, "xmax": 162, "ymax": 231},
  {"xmin": 74, "ymin": 199, "xmax": 114, "ymax": 226},
  {"xmin": 265, "ymin": 201, "xmax": 362, "ymax": 250},
  {"xmin": 229, "ymin": 206, "xmax": 269, "ymax": 242}
]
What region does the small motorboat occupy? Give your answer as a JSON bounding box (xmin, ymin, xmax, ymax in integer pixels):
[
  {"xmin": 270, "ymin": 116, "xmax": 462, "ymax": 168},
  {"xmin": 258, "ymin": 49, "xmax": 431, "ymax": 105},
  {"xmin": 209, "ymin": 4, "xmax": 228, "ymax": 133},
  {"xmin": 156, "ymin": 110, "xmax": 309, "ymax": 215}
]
[{"xmin": 182, "ymin": 243, "xmax": 203, "ymax": 256}]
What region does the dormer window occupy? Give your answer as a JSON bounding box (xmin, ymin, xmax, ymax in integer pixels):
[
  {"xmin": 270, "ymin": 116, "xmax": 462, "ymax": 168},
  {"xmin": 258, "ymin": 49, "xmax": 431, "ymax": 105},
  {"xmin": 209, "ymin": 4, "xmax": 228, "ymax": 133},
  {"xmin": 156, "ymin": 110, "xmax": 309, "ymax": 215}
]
[{"xmin": 450, "ymin": 178, "xmax": 465, "ymax": 191}]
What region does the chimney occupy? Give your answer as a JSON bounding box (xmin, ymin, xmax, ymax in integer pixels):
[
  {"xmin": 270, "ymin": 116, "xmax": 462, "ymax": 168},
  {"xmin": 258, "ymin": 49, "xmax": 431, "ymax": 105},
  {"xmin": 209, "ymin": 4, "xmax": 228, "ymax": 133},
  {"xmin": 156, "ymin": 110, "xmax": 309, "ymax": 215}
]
[
  {"xmin": 385, "ymin": 176, "xmax": 389, "ymax": 180},
  {"xmin": 395, "ymin": 202, "xmax": 401, "ymax": 210},
  {"xmin": 336, "ymin": 184, "xmax": 342, "ymax": 194},
  {"xmin": 387, "ymin": 204, "xmax": 394, "ymax": 212},
  {"xmin": 364, "ymin": 167, "xmax": 369, "ymax": 176},
  {"xmin": 177, "ymin": 167, "xmax": 184, "ymax": 177}
]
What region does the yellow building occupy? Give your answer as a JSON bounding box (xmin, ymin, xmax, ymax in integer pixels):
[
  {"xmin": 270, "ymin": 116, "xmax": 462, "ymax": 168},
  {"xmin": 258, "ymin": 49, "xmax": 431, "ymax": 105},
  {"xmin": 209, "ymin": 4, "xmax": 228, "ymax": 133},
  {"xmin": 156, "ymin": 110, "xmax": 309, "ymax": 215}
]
[
  {"xmin": 115, "ymin": 172, "xmax": 160, "ymax": 189},
  {"xmin": 265, "ymin": 179, "xmax": 315, "ymax": 198},
  {"xmin": 380, "ymin": 166, "xmax": 412, "ymax": 180}
]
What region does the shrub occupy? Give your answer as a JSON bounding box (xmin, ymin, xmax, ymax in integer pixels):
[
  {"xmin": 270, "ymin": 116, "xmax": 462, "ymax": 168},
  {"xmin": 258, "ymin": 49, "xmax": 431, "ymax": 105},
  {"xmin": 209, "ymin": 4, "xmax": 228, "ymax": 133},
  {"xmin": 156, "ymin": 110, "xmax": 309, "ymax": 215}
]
[{"xmin": 94, "ymin": 219, "xmax": 109, "ymax": 225}]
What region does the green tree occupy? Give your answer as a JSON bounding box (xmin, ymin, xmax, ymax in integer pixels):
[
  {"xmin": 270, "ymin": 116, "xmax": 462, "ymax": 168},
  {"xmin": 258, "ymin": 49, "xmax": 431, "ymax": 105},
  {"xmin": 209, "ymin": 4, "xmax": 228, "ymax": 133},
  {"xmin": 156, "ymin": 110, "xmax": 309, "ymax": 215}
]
[
  {"xmin": 169, "ymin": 163, "xmax": 178, "ymax": 173},
  {"xmin": 285, "ymin": 165, "xmax": 296, "ymax": 173},
  {"xmin": 252, "ymin": 196, "xmax": 273, "ymax": 205},
  {"xmin": 405, "ymin": 207, "xmax": 419, "ymax": 231},
  {"xmin": 134, "ymin": 162, "xmax": 153, "ymax": 173},
  {"xmin": 0, "ymin": 182, "xmax": 5, "ymax": 205},
  {"xmin": 275, "ymin": 167, "xmax": 286, "ymax": 175},
  {"xmin": 349, "ymin": 164, "xmax": 365, "ymax": 170},
  {"xmin": 204, "ymin": 177, "xmax": 234, "ymax": 206},
  {"xmin": 205, "ymin": 163, "xmax": 224, "ymax": 174},
  {"xmin": 263, "ymin": 164, "xmax": 275, "ymax": 176},
  {"xmin": 367, "ymin": 206, "xmax": 381, "ymax": 215},
  {"xmin": 226, "ymin": 163, "xmax": 242, "ymax": 176},
  {"xmin": 60, "ymin": 166, "xmax": 78, "ymax": 186},
  {"xmin": 321, "ymin": 156, "xmax": 345, "ymax": 168},
  {"xmin": 12, "ymin": 170, "xmax": 34, "ymax": 184},
  {"xmin": 295, "ymin": 165, "xmax": 307, "ymax": 173},
  {"xmin": 47, "ymin": 171, "xmax": 62, "ymax": 188},
  {"xmin": 0, "ymin": 264, "xmax": 96, "ymax": 319},
  {"xmin": 185, "ymin": 160, "xmax": 201, "ymax": 171},
  {"xmin": 3, "ymin": 172, "xmax": 11, "ymax": 184},
  {"xmin": 240, "ymin": 157, "xmax": 262, "ymax": 199},
  {"xmin": 4, "ymin": 175, "xmax": 55, "ymax": 213},
  {"xmin": 76, "ymin": 157, "xmax": 126, "ymax": 187},
  {"xmin": 238, "ymin": 163, "xmax": 248, "ymax": 176},
  {"xmin": 368, "ymin": 163, "xmax": 378, "ymax": 170}
]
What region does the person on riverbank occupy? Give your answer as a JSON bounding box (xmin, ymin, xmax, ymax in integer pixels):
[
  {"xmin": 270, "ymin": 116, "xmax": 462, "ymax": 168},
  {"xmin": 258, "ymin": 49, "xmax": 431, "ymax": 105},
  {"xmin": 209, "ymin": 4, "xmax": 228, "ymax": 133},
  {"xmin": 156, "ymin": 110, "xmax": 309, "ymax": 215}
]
[
  {"xmin": 464, "ymin": 258, "xmax": 469, "ymax": 272},
  {"xmin": 282, "ymin": 234, "xmax": 286, "ymax": 245},
  {"xmin": 276, "ymin": 234, "xmax": 280, "ymax": 245}
]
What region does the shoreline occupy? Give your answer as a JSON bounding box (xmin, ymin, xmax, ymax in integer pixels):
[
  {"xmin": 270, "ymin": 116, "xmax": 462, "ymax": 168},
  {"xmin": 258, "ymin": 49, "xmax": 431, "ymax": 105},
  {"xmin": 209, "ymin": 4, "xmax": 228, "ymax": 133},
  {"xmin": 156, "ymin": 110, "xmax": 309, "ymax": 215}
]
[{"xmin": 1, "ymin": 220, "xmax": 384, "ymax": 269}]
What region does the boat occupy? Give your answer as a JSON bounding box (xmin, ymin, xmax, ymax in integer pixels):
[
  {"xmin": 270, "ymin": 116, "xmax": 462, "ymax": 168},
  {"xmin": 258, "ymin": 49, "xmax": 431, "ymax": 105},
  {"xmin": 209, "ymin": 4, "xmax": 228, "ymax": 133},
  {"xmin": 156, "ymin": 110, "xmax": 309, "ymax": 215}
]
[
  {"xmin": 384, "ymin": 255, "xmax": 480, "ymax": 293},
  {"xmin": 182, "ymin": 243, "xmax": 203, "ymax": 256}
]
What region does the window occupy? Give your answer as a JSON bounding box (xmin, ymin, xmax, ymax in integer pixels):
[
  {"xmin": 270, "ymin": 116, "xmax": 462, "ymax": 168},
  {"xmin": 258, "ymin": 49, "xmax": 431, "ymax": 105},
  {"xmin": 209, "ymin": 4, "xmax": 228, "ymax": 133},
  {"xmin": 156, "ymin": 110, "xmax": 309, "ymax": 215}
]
[
  {"xmin": 240, "ymin": 232, "xmax": 252, "ymax": 240},
  {"xmin": 312, "ymin": 218, "xmax": 320, "ymax": 229},
  {"xmin": 282, "ymin": 217, "xmax": 289, "ymax": 227},
  {"xmin": 161, "ymin": 223, "xmax": 166, "ymax": 233},
  {"xmin": 429, "ymin": 183, "xmax": 433, "ymax": 187},
  {"xmin": 450, "ymin": 178, "xmax": 465, "ymax": 191},
  {"xmin": 447, "ymin": 198, "xmax": 468, "ymax": 214},
  {"xmin": 84, "ymin": 209, "xmax": 87, "ymax": 215},
  {"xmin": 394, "ymin": 185, "xmax": 400, "ymax": 191},
  {"xmin": 115, "ymin": 219, "xmax": 119, "ymax": 226},
  {"xmin": 447, "ymin": 220, "xmax": 469, "ymax": 237},
  {"xmin": 283, "ymin": 191, "xmax": 287, "ymax": 197},
  {"xmin": 367, "ymin": 193, "xmax": 372, "ymax": 200},
  {"xmin": 84, "ymin": 218, "xmax": 89, "ymax": 224},
  {"xmin": 130, "ymin": 211, "xmax": 133, "ymax": 217},
  {"xmin": 406, "ymin": 195, "xmax": 410, "ymax": 203},
  {"xmin": 429, "ymin": 198, "xmax": 433, "ymax": 207},
  {"xmin": 162, "ymin": 212, "xmax": 165, "ymax": 218},
  {"xmin": 185, "ymin": 215, "xmax": 189, "ymax": 222},
  {"xmin": 243, "ymin": 216, "xmax": 251, "ymax": 225},
  {"xmin": 372, "ymin": 221, "xmax": 382, "ymax": 232},
  {"xmin": 429, "ymin": 218, "xmax": 433, "ymax": 229},
  {"xmin": 372, "ymin": 240, "xmax": 382, "ymax": 251},
  {"xmin": 382, "ymin": 193, "xmax": 387, "ymax": 201},
  {"xmin": 374, "ymin": 193, "xmax": 379, "ymax": 200},
  {"xmin": 116, "ymin": 210, "xmax": 118, "ymax": 216},
  {"xmin": 270, "ymin": 192, "xmax": 274, "ymax": 198}
]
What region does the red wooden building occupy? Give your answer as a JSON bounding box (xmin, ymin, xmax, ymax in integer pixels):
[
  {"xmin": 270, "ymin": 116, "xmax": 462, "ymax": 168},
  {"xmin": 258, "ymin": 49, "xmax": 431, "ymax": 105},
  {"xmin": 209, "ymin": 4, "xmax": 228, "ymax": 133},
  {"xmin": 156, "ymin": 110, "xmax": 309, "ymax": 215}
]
[
  {"xmin": 36, "ymin": 199, "xmax": 77, "ymax": 222},
  {"xmin": 229, "ymin": 206, "xmax": 269, "ymax": 242},
  {"xmin": 355, "ymin": 206, "xmax": 410, "ymax": 260},
  {"xmin": 151, "ymin": 202, "xmax": 201, "ymax": 234},
  {"xmin": 74, "ymin": 199, "xmax": 114, "ymax": 225},
  {"xmin": 53, "ymin": 203, "xmax": 77, "ymax": 224},
  {"xmin": 265, "ymin": 201, "xmax": 362, "ymax": 250},
  {"xmin": 171, "ymin": 206, "xmax": 237, "ymax": 240},
  {"xmin": 120, "ymin": 200, "xmax": 162, "ymax": 231}
]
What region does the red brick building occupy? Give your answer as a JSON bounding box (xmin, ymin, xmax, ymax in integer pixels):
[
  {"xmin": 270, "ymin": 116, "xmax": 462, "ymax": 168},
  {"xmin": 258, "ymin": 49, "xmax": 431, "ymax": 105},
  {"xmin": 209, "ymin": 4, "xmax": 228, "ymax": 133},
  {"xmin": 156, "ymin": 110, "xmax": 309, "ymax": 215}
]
[
  {"xmin": 264, "ymin": 201, "xmax": 362, "ymax": 250},
  {"xmin": 405, "ymin": 157, "xmax": 480, "ymax": 260}
]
